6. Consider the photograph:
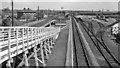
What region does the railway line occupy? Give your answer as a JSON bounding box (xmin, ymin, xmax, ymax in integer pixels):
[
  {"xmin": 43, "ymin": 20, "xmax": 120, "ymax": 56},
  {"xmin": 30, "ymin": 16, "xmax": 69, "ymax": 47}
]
[
  {"xmin": 72, "ymin": 17, "xmax": 91, "ymax": 67},
  {"xmin": 73, "ymin": 16, "xmax": 120, "ymax": 67}
]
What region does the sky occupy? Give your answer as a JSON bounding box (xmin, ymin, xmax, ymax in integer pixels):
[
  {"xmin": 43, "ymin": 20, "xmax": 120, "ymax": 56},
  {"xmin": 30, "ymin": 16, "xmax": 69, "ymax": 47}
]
[{"xmin": 0, "ymin": 0, "xmax": 120, "ymax": 11}]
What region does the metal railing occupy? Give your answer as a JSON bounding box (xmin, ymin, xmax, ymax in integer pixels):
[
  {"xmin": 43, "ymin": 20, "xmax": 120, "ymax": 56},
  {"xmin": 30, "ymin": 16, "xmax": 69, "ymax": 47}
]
[{"xmin": 0, "ymin": 27, "xmax": 60, "ymax": 65}]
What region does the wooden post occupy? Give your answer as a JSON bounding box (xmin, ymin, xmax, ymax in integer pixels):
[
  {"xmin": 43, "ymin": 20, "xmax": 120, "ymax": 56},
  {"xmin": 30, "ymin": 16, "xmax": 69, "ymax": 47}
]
[
  {"xmin": 51, "ymin": 38, "xmax": 53, "ymax": 48},
  {"xmin": 48, "ymin": 38, "xmax": 51, "ymax": 54},
  {"xmin": 16, "ymin": 28, "xmax": 19, "ymax": 55},
  {"xmin": 40, "ymin": 42, "xmax": 45, "ymax": 66},
  {"xmin": 34, "ymin": 28, "xmax": 39, "ymax": 67},
  {"xmin": 31, "ymin": 28, "xmax": 33, "ymax": 49},
  {"xmin": 6, "ymin": 28, "xmax": 12, "ymax": 67},
  {"xmin": 0, "ymin": 29, "xmax": 2, "ymax": 67},
  {"xmin": 27, "ymin": 28, "xmax": 29, "ymax": 51},
  {"xmin": 22, "ymin": 28, "xmax": 29, "ymax": 67},
  {"xmin": 44, "ymin": 41, "xmax": 48, "ymax": 59}
]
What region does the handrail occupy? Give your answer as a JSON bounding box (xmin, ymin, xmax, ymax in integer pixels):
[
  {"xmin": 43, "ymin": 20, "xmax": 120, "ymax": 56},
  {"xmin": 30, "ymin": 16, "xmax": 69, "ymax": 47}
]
[{"xmin": 0, "ymin": 27, "xmax": 60, "ymax": 64}]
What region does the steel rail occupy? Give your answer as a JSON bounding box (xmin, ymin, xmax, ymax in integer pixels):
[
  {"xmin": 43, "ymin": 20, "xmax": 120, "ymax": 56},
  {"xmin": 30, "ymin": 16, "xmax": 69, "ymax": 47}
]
[
  {"xmin": 73, "ymin": 17, "xmax": 99, "ymax": 66},
  {"xmin": 72, "ymin": 17, "xmax": 90, "ymax": 67},
  {"xmin": 75, "ymin": 16, "xmax": 120, "ymax": 67}
]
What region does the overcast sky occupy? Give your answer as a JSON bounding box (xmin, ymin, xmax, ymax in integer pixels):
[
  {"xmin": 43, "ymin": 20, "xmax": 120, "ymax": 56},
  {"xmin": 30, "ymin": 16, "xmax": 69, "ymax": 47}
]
[{"xmin": 0, "ymin": 0, "xmax": 119, "ymax": 11}]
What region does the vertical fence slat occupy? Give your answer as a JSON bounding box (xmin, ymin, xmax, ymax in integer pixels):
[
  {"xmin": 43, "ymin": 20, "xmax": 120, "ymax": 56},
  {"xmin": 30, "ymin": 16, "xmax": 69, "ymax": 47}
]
[
  {"xmin": 16, "ymin": 28, "xmax": 18, "ymax": 55},
  {"xmin": 22, "ymin": 28, "xmax": 29, "ymax": 66},
  {"xmin": 38, "ymin": 29, "xmax": 40, "ymax": 44},
  {"xmin": 0, "ymin": 28, "xmax": 2, "ymax": 65},
  {"xmin": 32, "ymin": 28, "xmax": 34, "ymax": 46},
  {"xmin": 34, "ymin": 28, "xmax": 39, "ymax": 66},
  {"xmin": 39, "ymin": 28, "xmax": 42, "ymax": 44},
  {"xmin": 37, "ymin": 28, "xmax": 38, "ymax": 45},
  {"xmin": 27, "ymin": 28, "xmax": 29, "ymax": 50},
  {"xmin": 22, "ymin": 28, "xmax": 25, "ymax": 52},
  {"xmin": 7, "ymin": 28, "xmax": 11, "ymax": 66},
  {"xmin": 40, "ymin": 42, "xmax": 45, "ymax": 66},
  {"xmin": 35, "ymin": 28, "xmax": 37, "ymax": 46},
  {"xmin": 31, "ymin": 28, "xmax": 33, "ymax": 48}
]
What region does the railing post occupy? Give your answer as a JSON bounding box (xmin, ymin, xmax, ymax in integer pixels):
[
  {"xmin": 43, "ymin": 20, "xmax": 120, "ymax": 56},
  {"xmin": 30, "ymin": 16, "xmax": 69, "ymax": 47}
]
[
  {"xmin": 48, "ymin": 38, "xmax": 51, "ymax": 54},
  {"xmin": 45, "ymin": 39, "xmax": 49, "ymax": 54},
  {"xmin": 36, "ymin": 28, "xmax": 38, "ymax": 45},
  {"xmin": 22, "ymin": 28, "xmax": 29, "ymax": 67},
  {"xmin": 44, "ymin": 41, "xmax": 48, "ymax": 60},
  {"xmin": 34, "ymin": 28, "xmax": 39, "ymax": 67},
  {"xmin": 51, "ymin": 37, "xmax": 54, "ymax": 47},
  {"xmin": 38, "ymin": 28, "xmax": 40, "ymax": 45},
  {"xmin": 27, "ymin": 28, "xmax": 29, "ymax": 51},
  {"xmin": 49, "ymin": 38, "xmax": 53, "ymax": 49},
  {"xmin": 6, "ymin": 28, "xmax": 12, "ymax": 67},
  {"xmin": 38, "ymin": 28, "xmax": 41, "ymax": 44},
  {"xmin": 0, "ymin": 29, "xmax": 2, "ymax": 67},
  {"xmin": 40, "ymin": 42, "xmax": 46, "ymax": 66},
  {"xmin": 16, "ymin": 28, "xmax": 19, "ymax": 55},
  {"xmin": 31, "ymin": 28, "xmax": 33, "ymax": 48}
]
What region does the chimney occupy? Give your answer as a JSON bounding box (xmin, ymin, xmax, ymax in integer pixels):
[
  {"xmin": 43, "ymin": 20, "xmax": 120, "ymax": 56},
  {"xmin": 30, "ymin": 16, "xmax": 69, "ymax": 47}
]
[{"xmin": 23, "ymin": 8, "xmax": 26, "ymax": 10}]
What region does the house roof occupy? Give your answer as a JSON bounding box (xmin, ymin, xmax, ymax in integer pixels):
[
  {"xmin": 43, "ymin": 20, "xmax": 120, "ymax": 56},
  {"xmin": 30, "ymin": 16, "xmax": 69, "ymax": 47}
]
[{"xmin": 17, "ymin": 10, "xmax": 37, "ymax": 13}]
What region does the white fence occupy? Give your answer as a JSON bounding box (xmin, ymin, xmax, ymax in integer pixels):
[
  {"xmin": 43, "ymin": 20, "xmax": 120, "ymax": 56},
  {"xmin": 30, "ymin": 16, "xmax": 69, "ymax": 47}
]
[{"xmin": 0, "ymin": 27, "xmax": 60, "ymax": 64}]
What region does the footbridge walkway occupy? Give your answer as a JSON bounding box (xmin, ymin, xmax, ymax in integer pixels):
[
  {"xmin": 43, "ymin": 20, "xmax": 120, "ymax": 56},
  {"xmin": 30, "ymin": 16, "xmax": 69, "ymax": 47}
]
[{"xmin": 0, "ymin": 15, "xmax": 73, "ymax": 68}]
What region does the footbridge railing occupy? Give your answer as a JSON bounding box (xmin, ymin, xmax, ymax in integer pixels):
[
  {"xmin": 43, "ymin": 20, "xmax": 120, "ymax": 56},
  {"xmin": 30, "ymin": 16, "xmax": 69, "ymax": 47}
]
[{"xmin": 0, "ymin": 27, "xmax": 60, "ymax": 67}]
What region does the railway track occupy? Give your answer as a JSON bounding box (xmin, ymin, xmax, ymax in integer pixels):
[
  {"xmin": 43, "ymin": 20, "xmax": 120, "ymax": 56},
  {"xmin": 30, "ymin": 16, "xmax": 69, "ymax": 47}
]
[
  {"xmin": 72, "ymin": 17, "xmax": 92, "ymax": 67},
  {"xmin": 74, "ymin": 16, "xmax": 120, "ymax": 67}
]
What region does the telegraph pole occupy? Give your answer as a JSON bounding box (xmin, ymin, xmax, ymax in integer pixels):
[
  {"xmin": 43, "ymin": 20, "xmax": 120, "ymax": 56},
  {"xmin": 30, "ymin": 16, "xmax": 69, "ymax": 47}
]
[
  {"xmin": 37, "ymin": 6, "xmax": 39, "ymax": 20},
  {"xmin": 11, "ymin": 0, "xmax": 14, "ymax": 26}
]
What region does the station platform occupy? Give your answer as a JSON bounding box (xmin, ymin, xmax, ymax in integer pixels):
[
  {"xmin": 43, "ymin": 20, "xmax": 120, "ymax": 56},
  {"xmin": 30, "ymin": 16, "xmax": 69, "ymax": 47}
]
[{"xmin": 46, "ymin": 26, "xmax": 69, "ymax": 66}]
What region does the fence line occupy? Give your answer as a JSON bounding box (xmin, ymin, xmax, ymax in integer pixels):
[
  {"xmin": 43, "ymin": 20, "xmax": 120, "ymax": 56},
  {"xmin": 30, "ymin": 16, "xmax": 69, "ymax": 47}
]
[{"xmin": 0, "ymin": 27, "xmax": 60, "ymax": 64}]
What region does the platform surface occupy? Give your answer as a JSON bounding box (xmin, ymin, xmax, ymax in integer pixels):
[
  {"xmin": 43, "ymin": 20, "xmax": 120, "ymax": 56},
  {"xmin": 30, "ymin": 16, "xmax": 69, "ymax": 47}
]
[{"xmin": 46, "ymin": 26, "xmax": 69, "ymax": 66}]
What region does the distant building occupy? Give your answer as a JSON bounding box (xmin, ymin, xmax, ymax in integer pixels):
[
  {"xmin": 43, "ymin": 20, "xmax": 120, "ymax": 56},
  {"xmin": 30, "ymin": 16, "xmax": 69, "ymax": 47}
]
[
  {"xmin": 17, "ymin": 10, "xmax": 36, "ymax": 19},
  {"xmin": 17, "ymin": 8, "xmax": 44, "ymax": 19}
]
